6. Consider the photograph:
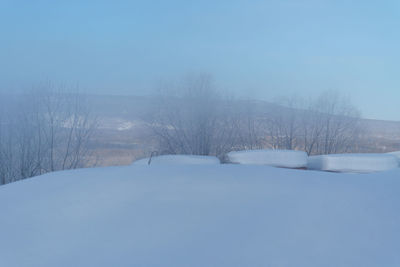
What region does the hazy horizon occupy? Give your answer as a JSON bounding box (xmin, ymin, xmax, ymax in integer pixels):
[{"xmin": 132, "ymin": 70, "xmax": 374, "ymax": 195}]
[{"xmin": 1, "ymin": 0, "xmax": 400, "ymax": 120}]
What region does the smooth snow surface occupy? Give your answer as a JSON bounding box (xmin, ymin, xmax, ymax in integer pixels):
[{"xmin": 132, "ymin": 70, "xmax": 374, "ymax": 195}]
[
  {"xmin": 308, "ymin": 153, "xmax": 399, "ymax": 173},
  {"xmin": 226, "ymin": 149, "xmax": 308, "ymax": 168},
  {"xmin": 388, "ymin": 151, "xmax": 400, "ymax": 164},
  {"xmin": 1, "ymin": 166, "xmax": 399, "ymax": 267},
  {"xmin": 132, "ymin": 154, "xmax": 220, "ymax": 165}
]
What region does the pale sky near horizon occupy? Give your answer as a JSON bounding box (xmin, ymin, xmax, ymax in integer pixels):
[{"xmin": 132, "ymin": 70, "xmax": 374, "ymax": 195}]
[{"xmin": 1, "ymin": 0, "xmax": 399, "ymax": 120}]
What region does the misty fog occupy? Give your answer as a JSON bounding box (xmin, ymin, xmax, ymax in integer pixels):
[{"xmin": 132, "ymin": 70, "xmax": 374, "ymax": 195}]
[
  {"xmin": 1, "ymin": 2, "xmax": 400, "ymax": 267},
  {"xmin": 2, "ymin": 1, "xmax": 400, "ymax": 120},
  {"xmin": 1, "ymin": 72, "xmax": 399, "ymax": 184}
]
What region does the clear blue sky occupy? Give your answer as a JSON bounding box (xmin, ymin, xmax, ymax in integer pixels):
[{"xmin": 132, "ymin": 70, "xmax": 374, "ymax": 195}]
[{"xmin": 1, "ymin": 0, "xmax": 399, "ymax": 120}]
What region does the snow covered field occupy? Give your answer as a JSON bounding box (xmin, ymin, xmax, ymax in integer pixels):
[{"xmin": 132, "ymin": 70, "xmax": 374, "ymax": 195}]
[
  {"xmin": 308, "ymin": 153, "xmax": 399, "ymax": 173},
  {"xmin": 388, "ymin": 151, "xmax": 400, "ymax": 163},
  {"xmin": 1, "ymin": 164, "xmax": 399, "ymax": 267},
  {"xmin": 133, "ymin": 154, "xmax": 220, "ymax": 165},
  {"xmin": 226, "ymin": 149, "xmax": 308, "ymax": 168}
]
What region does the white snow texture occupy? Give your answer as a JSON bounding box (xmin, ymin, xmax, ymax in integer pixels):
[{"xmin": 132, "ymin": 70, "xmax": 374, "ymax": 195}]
[
  {"xmin": 226, "ymin": 149, "xmax": 308, "ymax": 168},
  {"xmin": 388, "ymin": 151, "xmax": 400, "ymax": 164},
  {"xmin": 307, "ymin": 153, "xmax": 399, "ymax": 173},
  {"xmin": 1, "ymin": 164, "xmax": 399, "ymax": 267},
  {"xmin": 132, "ymin": 154, "xmax": 220, "ymax": 165}
]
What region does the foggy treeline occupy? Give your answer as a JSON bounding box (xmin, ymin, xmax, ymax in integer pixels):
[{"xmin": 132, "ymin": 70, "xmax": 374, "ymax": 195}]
[
  {"xmin": 150, "ymin": 75, "xmax": 261, "ymax": 156},
  {"xmin": 150, "ymin": 75, "xmax": 363, "ymax": 159},
  {"xmin": 265, "ymin": 91, "xmax": 362, "ymax": 155},
  {"xmin": 0, "ymin": 75, "xmax": 364, "ymax": 184},
  {"xmin": 0, "ymin": 86, "xmax": 96, "ymax": 185}
]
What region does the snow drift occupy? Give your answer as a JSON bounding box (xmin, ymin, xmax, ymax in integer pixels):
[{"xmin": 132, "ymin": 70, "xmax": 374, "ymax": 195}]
[
  {"xmin": 1, "ymin": 165, "xmax": 399, "ymax": 267},
  {"xmin": 132, "ymin": 154, "xmax": 220, "ymax": 165},
  {"xmin": 307, "ymin": 153, "xmax": 399, "ymax": 173},
  {"xmin": 388, "ymin": 151, "xmax": 400, "ymax": 164},
  {"xmin": 226, "ymin": 149, "xmax": 308, "ymax": 168}
]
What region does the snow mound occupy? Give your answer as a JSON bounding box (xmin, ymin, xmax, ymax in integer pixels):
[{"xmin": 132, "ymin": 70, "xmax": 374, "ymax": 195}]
[
  {"xmin": 132, "ymin": 154, "xmax": 220, "ymax": 165},
  {"xmin": 226, "ymin": 149, "xmax": 308, "ymax": 168},
  {"xmin": 307, "ymin": 153, "xmax": 399, "ymax": 173},
  {"xmin": 388, "ymin": 151, "xmax": 400, "ymax": 164}
]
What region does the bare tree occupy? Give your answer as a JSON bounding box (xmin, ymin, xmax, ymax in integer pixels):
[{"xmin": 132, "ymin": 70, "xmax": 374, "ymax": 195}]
[
  {"xmin": 0, "ymin": 85, "xmax": 97, "ymax": 185},
  {"xmin": 263, "ymin": 97, "xmax": 302, "ymax": 150},
  {"xmin": 150, "ymin": 74, "xmax": 261, "ymax": 157},
  {"xmin": 262, "ymin": 90, "xmax": 362, "ymax": 155},
  {"xmin": 310, "ymin": 91, "xmax": 362, "ymax": 155},
  {"xmin": 0, "ymin": 94, "xmax": 19, "ymax": 184}
]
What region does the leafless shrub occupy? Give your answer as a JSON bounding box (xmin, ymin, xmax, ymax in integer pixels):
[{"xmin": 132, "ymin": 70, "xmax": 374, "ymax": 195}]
[
  {"xmin": 150, "ymin": 74, "xmax": 261, "ymax": 157},
  {"xmin": 0, "ymin": 84, "xmax": 97, "ymax": 185},
  {"xmin": 263, "ymin": 90, "xmax": 363, "ymax": 155}
]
